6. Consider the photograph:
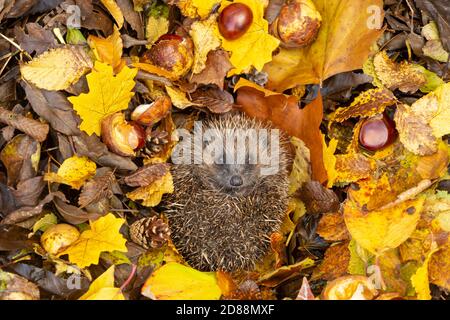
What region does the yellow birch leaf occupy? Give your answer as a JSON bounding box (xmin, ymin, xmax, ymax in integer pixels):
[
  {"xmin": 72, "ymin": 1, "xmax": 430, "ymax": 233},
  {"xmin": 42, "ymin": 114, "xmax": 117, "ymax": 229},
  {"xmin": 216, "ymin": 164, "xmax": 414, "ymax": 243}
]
[
  {"xmin": 141, "ymin": 262, "xmax": 222, "ymax": 300},
  {"xmin": 215, "ymin": 0, "xmax": 280, "ymax": 76},
  {"xmin": 60, "ymin": 213, "xmax": 127, "ymax": 268},
  {"xmin": 127, "ymin": 171, "xmax": 174, "ymax": 207},
  {"xmin": 20, "ymin": 46, "xmax": 92, "ymax": 91},
  {"xmin": 146, "ymin": 15, "xmax": 169, "ymax": 46},
  {"xmin": 264, "ymin": 0, "xmax": 384, "ymax": 92},
  {"xmin": 100, "ymin": 0, "xmax": 124, "ymax": 28},
  {"xmin": 68, "ymin": 61, "xmax": 138, "ymax": 136},
  {"xmin": 322, "ymin": 135, "xmax": 338, "ymax": 188},
  {"xmin": 79, "ymin": 266, "xmax": 125, "ymax": 300},
  {"xmin": 344, "ymin": 197, "xmax": 425, "ymax": 255},
  {"xmin": 411, "ymin": 247, "xmax": 439, "ymax": 300},
  {"xmin": 88, "ymin": 27, "xmax": 124, "ymax": 73},
  {"xmin": 189, "ymin": 15, "xmax": 221, "ymax": 74},
  {"xmin": 44, "ymin": 156, "xmax": 96, "ymax": 190}
]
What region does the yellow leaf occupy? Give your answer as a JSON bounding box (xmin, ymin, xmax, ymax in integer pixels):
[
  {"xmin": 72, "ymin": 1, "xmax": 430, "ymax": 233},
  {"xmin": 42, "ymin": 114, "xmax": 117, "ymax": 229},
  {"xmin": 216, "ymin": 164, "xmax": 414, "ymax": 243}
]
[
  {"xmin": 146, "ymin": 15, "xmax": 169, "ymax": 46},
  {"xmin": 215, "ymin": 0, "xmax": 280, "ymax": 75},
  {"xmin": 422, "ymin": 82, "xmax": 450, "ymax": 138},
  {"xmin": 88, "ymin": 27, "xmax": 124, "ymax": 73},
  {"xmin": 411, "ymin": 247, "xmax": 439, "ymax": 300},
  {"xmin": 234, "ymin": 78, "xmax": 282, "ymax": 97},
  {"xmin": 264, "ymin": 0, "xmax": 384, "ymax": 92},
  {"xmin": 344, "ymin": 198, "xmax": 425, "ymax": 255},
  {"xmin": 133, "ymin": 62, "xmax": 178, "ymax": 81},
  {"xmin": 68, "ymin": 61, "xmax": 138, "ymax": 136},
  {"xmin": 189, "ymin": 15, "xmax": 221, "ymax": 74},
  {"xmin": 79, "ymin": 266, "xmax": 125, "ymax": 300},
  {"xmin": 177, "ymin": 0, "xmax": 221, "ymax": 19},
  {"xmin": 289, "ymin": 137, "xmax": 311, "ymax": 194},
  {"xmin": 141, "ymin": 262, "xmax": 222, "ymax": 300},
  {"xmin": 60, "ymin": 213, "xmax": 127, "ymax": 268},
  {"xmin": 100, "ymin": 0, "xmax": 124, "ymax": 28},
  {"xmin": 44, "ymin": 156, "xmax": 96, "ymax": 190},
  {"xmin": 429, "ymin": 245, "xmax": 450, "ymax": 291},
  {"xmin": 322, "ymin": 135, "xmax": 338, "ymax": 188},
  {"xmin": 20, "ymin": 46, "xmax": 92, "ymax": 91},
  {"xmin": 165, "ymin": 86, "xmax": 198, "ymax": 109},
  {"xmin": 127, "ymin": 171, "xmax": 174, "ymax": 207}
]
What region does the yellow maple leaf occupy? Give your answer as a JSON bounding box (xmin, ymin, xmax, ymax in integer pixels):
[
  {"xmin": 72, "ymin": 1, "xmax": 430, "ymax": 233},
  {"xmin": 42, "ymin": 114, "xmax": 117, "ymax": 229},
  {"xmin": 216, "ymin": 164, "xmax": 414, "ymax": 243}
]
[
  {"xmin": 88, "ymin": 27, "xmax": 124, "ymax": 73},
  {"xmin": 20, "ymin": 46, "xmax": 92, "ymax": 91},
  {"xmin": 344, "ymin": 197, "xmax": 425, "ymax": 255},
  {"xmin": 141, "ymin": 262, "xmax": 222, "ymax": 300},
  {"xmin": 79, "ymin": 266, "xmax": 125, "ymax": 300},
  {"xmin": 190, "ymin": 15, "xmax": 221, "ymax": 74},
  {"xmin": 215, "ymin": 0, "xmax": 280, "ymax": 75},
  {"xmin": 177, "ymin": 0, "xmax": 221, "ymax": 19},
  {"xmin": 127, "ymin": 171, "xmax": 174, "ymax": 207},
  {"xmin": 68, "ymin": 61, "xmax": 138, "ymax": 136},
  {"xmin": 264, "ymin": 0, "xmax": 384, "ymax": 92},
  {"xmin": 100, "ymin": 0, "xmax": 124, "ymax": 28},
  {"xmin": 60, "ymin": 213, "xmax": 127, "ymax": 268},
  {"xmin": 44, "ymin": 156, "xmax": 96, "ymax": 190}
]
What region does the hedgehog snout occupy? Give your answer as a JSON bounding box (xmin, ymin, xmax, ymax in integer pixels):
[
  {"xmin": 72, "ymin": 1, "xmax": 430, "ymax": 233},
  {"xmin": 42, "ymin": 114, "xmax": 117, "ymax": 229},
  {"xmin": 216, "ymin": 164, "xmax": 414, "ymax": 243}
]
[{"xmin": 229, "ymin": 175, "xmax": 243, "ymax": 187}]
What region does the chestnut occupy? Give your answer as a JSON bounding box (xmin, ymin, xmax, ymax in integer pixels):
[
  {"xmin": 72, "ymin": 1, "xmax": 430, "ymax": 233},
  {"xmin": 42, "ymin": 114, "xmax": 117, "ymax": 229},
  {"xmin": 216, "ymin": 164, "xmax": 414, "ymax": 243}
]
[
  {"xmin": 144, "ymin": 34, "xmax": 194, "ymax": 78},
  {"xmin": 359, "ymin": 113, "xmax": 398, "ymax": 151},
  {"xmin": 270, "ymin": 0, "xmax": 322, "ymax": 48},
  {"xmin": 101, "ymin": 113, "xmax": 146, "ymax": 157},
  {"xmin": 218, "ymin": 3, "xmax": 253, "ymax": 40}
]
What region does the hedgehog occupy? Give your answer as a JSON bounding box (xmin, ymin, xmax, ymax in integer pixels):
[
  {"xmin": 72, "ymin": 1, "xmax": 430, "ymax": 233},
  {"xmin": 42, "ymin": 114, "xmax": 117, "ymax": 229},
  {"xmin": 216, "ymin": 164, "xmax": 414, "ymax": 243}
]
[{"xmin": 164, "ymin": 112, "xmax": 291, "ymax": 271}]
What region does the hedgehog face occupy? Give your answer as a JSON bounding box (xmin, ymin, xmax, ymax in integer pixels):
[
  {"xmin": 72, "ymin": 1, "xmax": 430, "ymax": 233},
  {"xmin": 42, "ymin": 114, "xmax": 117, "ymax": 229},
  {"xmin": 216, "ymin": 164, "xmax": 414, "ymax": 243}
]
[{"xmin": 205, "ymin": 163, "xmax": 260, "ymax": 196}]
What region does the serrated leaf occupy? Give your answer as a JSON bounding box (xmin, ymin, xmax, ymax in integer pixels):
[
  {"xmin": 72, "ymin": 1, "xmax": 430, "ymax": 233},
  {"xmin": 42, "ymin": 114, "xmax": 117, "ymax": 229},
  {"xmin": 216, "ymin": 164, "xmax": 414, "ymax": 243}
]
[
  {"xmin": 20, "ymin": 46, "xmax": 92, "ymax": 91},
  {"xmin": 68, "ymin": 61, "xmax": 138, "ymax": 136},
  {"xmin": 60, "ymin": 213, "xmax": 128, "ymax": 268},
  {"xmin": 126, "ymin": 171, "xmax": 174, "ymax": 207}
]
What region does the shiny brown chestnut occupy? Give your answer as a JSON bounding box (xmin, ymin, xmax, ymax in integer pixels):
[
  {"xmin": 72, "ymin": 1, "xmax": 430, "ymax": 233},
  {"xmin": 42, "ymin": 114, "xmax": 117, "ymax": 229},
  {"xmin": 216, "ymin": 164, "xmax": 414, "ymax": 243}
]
[
  {"xmin": 359, "ymin": 113, "xmax": 398, "ymax": 151},
  {"xmin": 218, "ymin": 3, "xmax": 253, "ymax": 40}
]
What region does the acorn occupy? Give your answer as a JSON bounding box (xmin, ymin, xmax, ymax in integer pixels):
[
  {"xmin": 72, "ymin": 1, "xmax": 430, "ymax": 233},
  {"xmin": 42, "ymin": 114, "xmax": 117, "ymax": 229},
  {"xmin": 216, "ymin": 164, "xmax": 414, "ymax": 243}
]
[
  {"xmin": 270, "ymin": 0, "xmax": 322, "ymax": 48},
  {"xmin": 143, "ymin": 34, "xmax": 194, "ymax": 78},
  {"xmin": 41, "ymin": 224, "xmax": 80, "ymax": 255},
  {"xmin": 218, "ymin": 3, "xmax": 253, "ymax": 40},
  {"xmin": 101, "ymin": 112, "xmax": 146, "ymax": 157},
  {"xmin": 359, "ymin": 113, "xmax": 398, "ymax": 152}
]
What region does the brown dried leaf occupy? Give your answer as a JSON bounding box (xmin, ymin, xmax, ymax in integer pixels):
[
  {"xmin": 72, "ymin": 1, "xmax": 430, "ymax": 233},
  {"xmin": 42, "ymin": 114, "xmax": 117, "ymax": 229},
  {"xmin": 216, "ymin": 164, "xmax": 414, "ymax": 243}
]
[
  {"xmin": 123, "ymin": 163, "xmax": 170, "ymax": 187},
  {"xmin": 297, "ymin": 181, "xmax": 339, "ymax": 215},
  {"xmin": 373, "ymin": 51, "xmax": 427, "ymax": 93},
  {"xmin": 312, "ymin": 242, "xmax": 350, "ymax": 281},
  {"xmin": 14, "ymin": 23, "xmax": 57, "ymax": 55},
  {"xmin": 317, "ymin": 212, "xmax": 350, "ymax": 241},
  {"xmin": 11, "ymin": 176, "xmax": 45, "ymax": 207},
  {"xmin": 0, "ymin": 106, "xmax": 49, "ymax": 142},
  {"xmin": 190, "ymin": 86, "xmax": 235, "ymax": 114},
  {"xmin": 190, "ymin": 50, "xmax": 232, "ymax": 89},
  {"xmin": 78, "ymin": 171, "xmax": 116, "ymax": 208}
]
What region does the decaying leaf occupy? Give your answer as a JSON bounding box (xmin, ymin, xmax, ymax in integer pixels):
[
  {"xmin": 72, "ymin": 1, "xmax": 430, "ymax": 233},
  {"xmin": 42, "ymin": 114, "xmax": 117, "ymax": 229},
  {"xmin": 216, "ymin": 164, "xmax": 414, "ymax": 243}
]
[
  {"xmin": 317, "ymin": 212, "xmax": 350, "ymax": 241},
  {"xmin": 88, "ymin": 27, "xmax": 124, "ymax": 73},
  {"xmin": 126, "ymin": 171, "xmax": 174, "ymax": 207},
  {"xmin": 20, "ymin": 46, "xmax": 93, "ymax": 91}
]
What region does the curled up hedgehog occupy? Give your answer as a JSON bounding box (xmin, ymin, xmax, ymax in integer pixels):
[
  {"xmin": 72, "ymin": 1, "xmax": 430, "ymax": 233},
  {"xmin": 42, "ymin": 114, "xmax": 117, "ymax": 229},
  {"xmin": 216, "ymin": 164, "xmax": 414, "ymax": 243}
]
[{"xmin": 164, "ymin": 112, "xmax": 291, "ymax": 271}]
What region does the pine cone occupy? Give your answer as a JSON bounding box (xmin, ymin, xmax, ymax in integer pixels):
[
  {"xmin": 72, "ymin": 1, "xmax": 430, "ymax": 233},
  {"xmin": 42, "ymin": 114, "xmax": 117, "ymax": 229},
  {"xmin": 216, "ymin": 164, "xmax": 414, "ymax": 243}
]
[
  {"xmin": 130, "ymin": 216, "xmax": 171, "ymax": 249},
  {"xmin": 144, "ymin": 130, "xmax": 169, "ymax": 157}
]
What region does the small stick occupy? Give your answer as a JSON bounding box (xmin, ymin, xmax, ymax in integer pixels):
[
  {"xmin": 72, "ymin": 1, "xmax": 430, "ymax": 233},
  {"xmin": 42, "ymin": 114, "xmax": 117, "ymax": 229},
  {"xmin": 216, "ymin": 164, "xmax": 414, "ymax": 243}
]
[{"xmin": 0, "ymin": 107, "xmax": 49, "ymax": 142}]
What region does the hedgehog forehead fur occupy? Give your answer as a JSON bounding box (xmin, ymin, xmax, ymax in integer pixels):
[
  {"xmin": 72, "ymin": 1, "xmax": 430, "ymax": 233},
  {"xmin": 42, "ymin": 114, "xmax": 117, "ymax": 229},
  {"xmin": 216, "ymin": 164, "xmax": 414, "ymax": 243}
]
[{"xmin": 164, "ymin": 113, "xmax": 291, "ymax": 271}]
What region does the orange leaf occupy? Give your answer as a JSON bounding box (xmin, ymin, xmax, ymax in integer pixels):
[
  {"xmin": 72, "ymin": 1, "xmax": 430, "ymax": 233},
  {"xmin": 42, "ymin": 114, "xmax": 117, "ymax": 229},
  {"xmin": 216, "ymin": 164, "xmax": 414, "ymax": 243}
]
[{"xmin": 236, "ymin": 87, "xmax": 327, "ymax": 182}]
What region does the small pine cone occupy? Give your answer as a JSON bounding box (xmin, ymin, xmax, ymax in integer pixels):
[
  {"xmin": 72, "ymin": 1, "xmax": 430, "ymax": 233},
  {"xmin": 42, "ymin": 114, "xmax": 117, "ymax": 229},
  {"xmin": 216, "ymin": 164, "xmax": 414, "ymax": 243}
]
[
  {"xmin": 130, "ymin": 216, "xmax": 171, "ymax": 249},
  {"xmin": 144, "ymin": 130, "xmax": 169, "ymax": 157}
]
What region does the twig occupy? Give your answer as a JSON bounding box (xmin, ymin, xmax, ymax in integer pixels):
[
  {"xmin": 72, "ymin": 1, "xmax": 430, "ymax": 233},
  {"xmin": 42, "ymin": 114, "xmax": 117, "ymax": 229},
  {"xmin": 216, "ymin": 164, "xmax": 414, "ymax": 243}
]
[{"xmin": 0, "ymin": 32, "xmax": 32, "ymax": 60}]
